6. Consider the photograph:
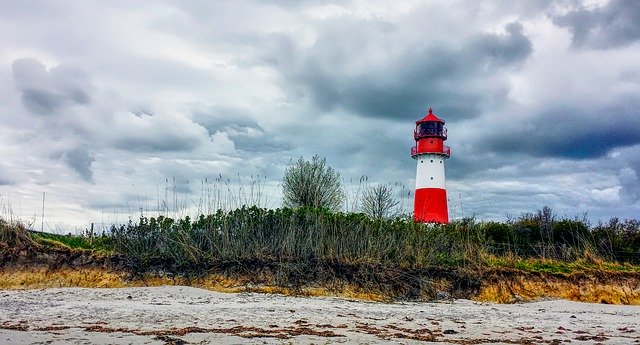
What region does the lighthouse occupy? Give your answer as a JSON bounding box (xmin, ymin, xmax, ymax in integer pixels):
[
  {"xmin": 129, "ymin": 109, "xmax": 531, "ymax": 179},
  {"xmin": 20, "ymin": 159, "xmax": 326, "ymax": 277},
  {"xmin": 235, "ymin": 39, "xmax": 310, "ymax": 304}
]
[{"xmin": 411, "ymin": 108, "xmax": 450, "ymax": 223}]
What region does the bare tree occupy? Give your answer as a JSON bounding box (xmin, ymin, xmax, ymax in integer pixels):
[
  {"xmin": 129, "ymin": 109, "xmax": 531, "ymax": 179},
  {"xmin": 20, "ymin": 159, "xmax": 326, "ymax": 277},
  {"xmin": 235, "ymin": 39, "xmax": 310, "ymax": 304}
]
[
  {"xmin": 282, "ymin": 155, "xmax": 344, "ymax": 211},
  {"xmin": 361, "ymin": 184, "xmax": 399, "ymax": 219}
]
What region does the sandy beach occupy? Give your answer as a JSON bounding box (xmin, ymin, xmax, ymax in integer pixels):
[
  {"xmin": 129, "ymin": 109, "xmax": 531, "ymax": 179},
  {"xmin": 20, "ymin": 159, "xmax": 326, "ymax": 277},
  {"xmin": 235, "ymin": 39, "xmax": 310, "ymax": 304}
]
[{"xmin": 0, "ymin": 286, "xmax": 639, "ymax": 344}]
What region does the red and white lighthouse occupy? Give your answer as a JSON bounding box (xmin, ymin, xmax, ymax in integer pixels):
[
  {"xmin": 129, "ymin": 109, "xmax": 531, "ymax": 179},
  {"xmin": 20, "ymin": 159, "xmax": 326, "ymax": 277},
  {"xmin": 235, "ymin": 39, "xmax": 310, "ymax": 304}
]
[{"xmin": 411, "ymin": 108, "xmax": 450, "ymax": 223}]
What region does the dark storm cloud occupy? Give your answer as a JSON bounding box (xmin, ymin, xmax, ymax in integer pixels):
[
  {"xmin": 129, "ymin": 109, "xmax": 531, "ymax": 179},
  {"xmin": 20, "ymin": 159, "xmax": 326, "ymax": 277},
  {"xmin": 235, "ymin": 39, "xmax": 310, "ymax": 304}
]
[
  {"xmin": 466, "ymin": 22, "xmax": 532, "ymax": 67},
  {"xmin": 445, "ymin": 151, "xmax": 529, "ymax": 180},
  {"xmin": 12, "ymin": 58, "xmax": 91, "ymax": 115},
  {"xmin": 552, "ymin": 0, "xmax": 640, "ymax": 49},
  {"xmin": 482, "ymin": 97, "xmax": 640, "ymax": 159},
  {"xmin": 267, "ymin": 21, "xmax": 531, "ymax": 121},
  {"xmin": 63, "ymin": 148, "xmax": 94, "ymax": 183}
]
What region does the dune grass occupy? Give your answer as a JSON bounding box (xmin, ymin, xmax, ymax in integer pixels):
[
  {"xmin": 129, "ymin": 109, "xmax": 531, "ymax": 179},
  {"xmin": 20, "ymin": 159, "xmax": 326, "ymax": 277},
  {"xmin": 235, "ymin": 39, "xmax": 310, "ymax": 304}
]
[
  {"xmin": 2, "ymin": 208, "xmax": 640, "ymax": 302},
  {"xmin": 107, "ymin": 206, "xmax": 640, "ymax": 275}
]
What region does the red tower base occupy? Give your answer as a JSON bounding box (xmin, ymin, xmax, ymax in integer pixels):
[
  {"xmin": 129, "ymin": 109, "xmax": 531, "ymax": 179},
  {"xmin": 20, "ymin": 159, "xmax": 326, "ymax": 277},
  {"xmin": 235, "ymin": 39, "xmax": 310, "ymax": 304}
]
[{"xmin": 414, "ymin": 188, "xmax": 448, "ymax": 224}]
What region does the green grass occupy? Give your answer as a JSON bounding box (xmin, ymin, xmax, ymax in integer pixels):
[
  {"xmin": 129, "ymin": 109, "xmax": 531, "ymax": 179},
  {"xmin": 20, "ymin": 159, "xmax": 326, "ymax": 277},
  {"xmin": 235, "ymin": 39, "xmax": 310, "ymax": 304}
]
[
  {"xmin": 29, "ymin": 231, "xmax": 114, "ymax": 252},
  {"xmin": 514, "ymin": 260, "xmax": 575, "ymax": 274},
  {"xmin": 485, "ymin": 255, "xmax": 640, "ymax": 274}
]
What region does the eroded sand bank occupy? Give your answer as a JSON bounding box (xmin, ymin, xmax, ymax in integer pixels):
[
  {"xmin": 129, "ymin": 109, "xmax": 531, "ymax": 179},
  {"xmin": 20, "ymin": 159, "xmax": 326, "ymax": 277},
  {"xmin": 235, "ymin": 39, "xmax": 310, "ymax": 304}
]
[{"xmin": 1, "ymin": 286, "xmax": 639, "ymax": 344}]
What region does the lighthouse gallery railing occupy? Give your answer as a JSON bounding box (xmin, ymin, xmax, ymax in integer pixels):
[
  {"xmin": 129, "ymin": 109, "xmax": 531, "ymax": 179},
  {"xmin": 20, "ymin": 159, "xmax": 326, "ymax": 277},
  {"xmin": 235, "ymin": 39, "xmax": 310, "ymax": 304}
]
[{"xmin": 411, "ymin": 145, "xmax": 450, "ymax": 157}]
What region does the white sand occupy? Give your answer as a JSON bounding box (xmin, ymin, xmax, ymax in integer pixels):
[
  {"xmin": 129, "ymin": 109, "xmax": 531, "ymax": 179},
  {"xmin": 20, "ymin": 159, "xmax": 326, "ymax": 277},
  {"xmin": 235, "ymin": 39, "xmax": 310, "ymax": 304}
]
[{"xmin": 1, "ymin": 286, "xmax": 639, "ymax": 344}]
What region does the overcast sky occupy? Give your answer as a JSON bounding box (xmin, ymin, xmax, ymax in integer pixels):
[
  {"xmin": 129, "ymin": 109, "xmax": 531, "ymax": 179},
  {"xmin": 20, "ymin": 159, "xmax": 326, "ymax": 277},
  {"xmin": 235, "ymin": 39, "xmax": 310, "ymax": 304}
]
[{"xmin": 1, "ymin": 0, "xmax": 639, "ymax": 231}]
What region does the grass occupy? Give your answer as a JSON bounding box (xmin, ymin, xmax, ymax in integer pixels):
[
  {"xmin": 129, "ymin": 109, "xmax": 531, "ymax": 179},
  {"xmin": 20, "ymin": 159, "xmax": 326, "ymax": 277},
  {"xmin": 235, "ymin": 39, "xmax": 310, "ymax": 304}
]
[
  {"xmin": 2, "ymin": 208, "xmax": 640, "ymax": 303},
  {"xmin": 479, "ymin": 251, "xmax": 640, "ymax": 275},
  {"xmin": 29, "ymin": 231, "xmax": 114, "ymax": 252},
  {"xmin": 4, "ymin": 208, "xmax": 640, "ymax": 276},
  {"xmin": 109, "ymin": 207, "xmax": 480, "ymax": 274},
  {"xmin": 108, "ymin": 206, "xmax": 640, "ymax": 275}
]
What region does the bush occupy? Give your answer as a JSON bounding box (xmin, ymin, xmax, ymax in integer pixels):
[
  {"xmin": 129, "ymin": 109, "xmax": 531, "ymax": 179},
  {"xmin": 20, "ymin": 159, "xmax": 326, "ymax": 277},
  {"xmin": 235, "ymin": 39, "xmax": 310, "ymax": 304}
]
[
  {"xmin": 484, "ymin": 221, "xmax": 514, "ymax": 245},
  {"xmin": 592, "ymin": 218, "xmax": 640, "ymax": 263},
  {"xmin": 360, "ymin": 185, "xmax": 399, "ymax": 219},
  {"xmin": 552, "ymin": 219, "xmax": 589, "ymax": 247},
  {"xmin": 282, "ymin": 155, "xmax": 344, "ymax": 211}
]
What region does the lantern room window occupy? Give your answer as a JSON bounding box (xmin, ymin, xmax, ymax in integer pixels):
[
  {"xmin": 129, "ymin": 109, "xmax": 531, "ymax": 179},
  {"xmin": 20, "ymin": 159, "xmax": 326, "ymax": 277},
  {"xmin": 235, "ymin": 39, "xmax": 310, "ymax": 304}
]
[{"xmin": 416, "ymin": 122, "xmax": 445, "ymax": 138}]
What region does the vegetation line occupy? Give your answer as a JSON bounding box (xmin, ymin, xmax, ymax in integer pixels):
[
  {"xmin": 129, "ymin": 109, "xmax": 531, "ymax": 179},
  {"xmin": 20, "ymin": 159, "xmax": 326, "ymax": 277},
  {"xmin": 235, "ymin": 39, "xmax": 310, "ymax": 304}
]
[{"xmin": 2, "ymin": 207, "xmax": 640, "ymax": 302}]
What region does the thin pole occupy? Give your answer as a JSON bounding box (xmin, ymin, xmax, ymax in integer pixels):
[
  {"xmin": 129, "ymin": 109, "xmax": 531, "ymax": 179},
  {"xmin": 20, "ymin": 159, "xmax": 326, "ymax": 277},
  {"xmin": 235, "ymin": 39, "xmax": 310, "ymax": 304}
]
[{"xmin": 41, "ymin": 192, "xmax": 45, "ymax": 232}]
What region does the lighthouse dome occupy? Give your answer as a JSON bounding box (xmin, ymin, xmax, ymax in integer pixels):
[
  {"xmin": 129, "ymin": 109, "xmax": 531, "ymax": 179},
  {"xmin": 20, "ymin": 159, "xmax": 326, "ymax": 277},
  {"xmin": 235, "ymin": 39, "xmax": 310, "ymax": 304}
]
[
  {"xmin": 416, "ymin": 108, "xmax": 445, "ymax": 124},
  {"xmin": 415, "ymin": 108, "xmax": 447, "ymax": 140}
]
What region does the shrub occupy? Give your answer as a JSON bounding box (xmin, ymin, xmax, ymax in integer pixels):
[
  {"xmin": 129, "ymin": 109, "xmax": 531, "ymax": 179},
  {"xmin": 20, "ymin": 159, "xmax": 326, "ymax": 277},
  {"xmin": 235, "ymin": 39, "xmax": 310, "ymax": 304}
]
[
  {"xmin": 282, "ymin": 155, "xmax": 344, "ymax": 211},
  {"xmin": 484, "ymin": 221, "xmax": 514, "ymax": 246},
  {"xmin": 592, "ymin": 218, "xmax": 640, "ymax": 262},
  {"xmin": 552, "ymin": 219, "xmax": 589, "ymax": 247},
  {"xmin": 360, "ymin": 184, "xmax": 399, "ymax": 219}
]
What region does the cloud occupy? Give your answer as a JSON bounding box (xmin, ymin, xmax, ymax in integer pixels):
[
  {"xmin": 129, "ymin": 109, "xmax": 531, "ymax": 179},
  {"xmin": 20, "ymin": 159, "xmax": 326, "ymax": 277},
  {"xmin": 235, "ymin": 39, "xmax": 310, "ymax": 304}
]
[
  {"xmin": 480, "ymin": 96, "xmax": 640, "ymax": 159},
  {"xmin": 264, "ymin": 20, "xmax": 531, "ymax": 121},
  {"xmin": 466, "ymin": 22, "xmax": 532, "ymax": 67},
  {"xmin": 12, "ymin": 58, "xmax": 91, "ymax": 115},
  {"xmin": 209, "ymin": 131, "xmax": 236, "ymax": 153},
  {"xmin": 189, "ymin": 105, "xmax": 293, "ymax": 154},
  {"xmin": 11, "ymin": 58, "xmax": 214, "ymax": 156},
  {"xmin": 615, "ymin": 144, "xmax": 640, "ymax": 202},
  {"xmin": 108, "ymin": 111, "xmax": 211, "ymax": 153},
  {"xmin": 190, "ymin": 105, "xmax": 264, "ymax": 134},
  {"xmin": 619, "ymin": 167, "xmax": 639, "ymax": 201},
  {"xmin": 552, "ymin": 0, "xmax": 640, "ymax": 49},
  {"xmin": 63, "ymin": 148, "xmax": 94, "ymax": 183},
  {"xmin": 1, "ymin": 1, "xmax": 639, "ymax": 228},
  {"xmin": 0, "ymin": 163, "xmax": 17, "ymax": 186}
]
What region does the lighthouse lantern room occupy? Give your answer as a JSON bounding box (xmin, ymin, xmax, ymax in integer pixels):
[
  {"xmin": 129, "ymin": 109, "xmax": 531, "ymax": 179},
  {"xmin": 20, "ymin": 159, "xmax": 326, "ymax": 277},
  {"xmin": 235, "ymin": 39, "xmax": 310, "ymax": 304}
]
[{"xmin": 411, "ymin": 108, "xmax": 450, "ymax": 224}]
